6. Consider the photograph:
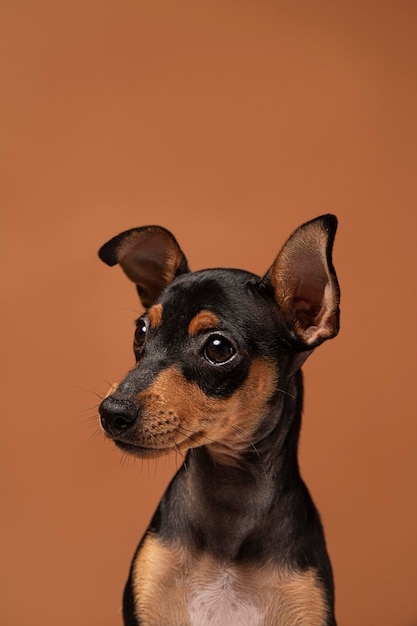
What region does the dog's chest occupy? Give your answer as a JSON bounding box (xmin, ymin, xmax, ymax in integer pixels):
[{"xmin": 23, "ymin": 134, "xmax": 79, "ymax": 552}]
[
  {"xmin": 187, "ymin": 567, "xmax": 263, "ymax": 626},
  {"xmin": 131, "ymin": 534, "xmax": 328, "ymax": 625}
]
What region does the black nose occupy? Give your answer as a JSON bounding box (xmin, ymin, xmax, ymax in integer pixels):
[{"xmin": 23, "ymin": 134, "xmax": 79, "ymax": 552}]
[{"xmin": 99, "ymin": 396, "xmax": 139, "ymax": 438}]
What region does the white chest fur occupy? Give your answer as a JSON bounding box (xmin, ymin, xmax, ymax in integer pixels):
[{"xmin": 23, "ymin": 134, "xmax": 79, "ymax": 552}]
[{"xmin": 187, "ymin": 567, "xmax": 264, "ymax": 626}]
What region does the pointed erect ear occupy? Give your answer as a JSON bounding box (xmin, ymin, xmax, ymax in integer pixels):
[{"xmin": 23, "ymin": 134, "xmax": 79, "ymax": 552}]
[
  {"xmin": 265, "ymin": 214, "xmax": 340, "ymax": 350},
  {"xmin": 98, "ymin": 226, "xmax": 190, "ymax": 308}
]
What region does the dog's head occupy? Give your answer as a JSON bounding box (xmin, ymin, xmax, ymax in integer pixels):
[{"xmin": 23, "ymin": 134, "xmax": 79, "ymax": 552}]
[{"xmin": 98, "ymin": 216, "xmax": 339, "ymax": 462}]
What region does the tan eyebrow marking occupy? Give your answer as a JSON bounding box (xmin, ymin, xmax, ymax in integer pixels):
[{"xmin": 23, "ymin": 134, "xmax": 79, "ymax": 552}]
[
  {"xmin": 188, "ymin": 310, "xmax": 220, "ymax": 336},
  {"xmin": 148, "ymin": 303, "xmax": 163, "ymax": 329}
]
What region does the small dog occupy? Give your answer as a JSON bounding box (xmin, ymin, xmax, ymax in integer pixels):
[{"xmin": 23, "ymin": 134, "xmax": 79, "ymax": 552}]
[{"xmin": 98, "ymin": 215, "xmax": 340, "ymax": 626}]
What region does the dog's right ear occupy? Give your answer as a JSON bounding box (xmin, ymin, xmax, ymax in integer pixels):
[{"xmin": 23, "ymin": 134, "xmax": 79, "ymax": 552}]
[{"xmin": 98, "ymin": 226, "xmax": 190, "ymax": 309}]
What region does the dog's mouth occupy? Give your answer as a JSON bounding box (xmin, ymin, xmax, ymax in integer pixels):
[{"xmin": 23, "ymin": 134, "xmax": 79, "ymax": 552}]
[
  {"xmin": 113, "ymin": 440, "xmax": 169, "ymax": 458},
  {"xmin": 112, "ymin": 430, "xmax": 206, "ymax": 458}
]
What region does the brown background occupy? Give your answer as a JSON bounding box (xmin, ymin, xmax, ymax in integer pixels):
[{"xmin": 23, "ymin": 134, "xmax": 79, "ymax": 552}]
[{"xmin": 1, "ymin": 1, "xmax": 416, "ymax": 625}]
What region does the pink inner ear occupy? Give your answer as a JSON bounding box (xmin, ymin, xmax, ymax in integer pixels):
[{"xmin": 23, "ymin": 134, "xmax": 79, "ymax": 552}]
[
  {"xmin": 293, "ymin": 296, "xmax": 316, "ymax": 315},
  {"xmin": 292, "ymin": 280, "xmax": 338, "ymax": 344},
  {"xmin": 268, "ymin": 216, "xmax": 340, "ymax": 347},
  {"xmin": 293, "ymin": 295, "xmax": 321, "ymax": 329}
]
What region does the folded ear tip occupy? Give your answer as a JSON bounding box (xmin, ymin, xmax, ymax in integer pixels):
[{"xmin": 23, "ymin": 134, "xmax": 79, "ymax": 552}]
[
  {"xmin": 98, "ymin": 239, "xmax": 119, "ymax": 266},
  {"xmin": 98, "ymin": 225, "xmax": 190, "ymax": 308},
  {"xmin": 98, "ymin": 226, "xmax": 166, "ymax": 267}
]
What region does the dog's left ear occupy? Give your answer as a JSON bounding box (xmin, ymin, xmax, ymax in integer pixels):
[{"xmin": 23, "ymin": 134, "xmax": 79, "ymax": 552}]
[
  {"xmin": 264, "ymin": 214, "xmax": 340, "ymax": 350},
  {"xmin": 98, "ymin": 225, "xmax": 190, "ymax": 308}
]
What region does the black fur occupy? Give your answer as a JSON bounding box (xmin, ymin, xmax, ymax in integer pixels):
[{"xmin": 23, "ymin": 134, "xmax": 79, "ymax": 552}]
[{"xmin": 98, "ymin": 216, "xmax": 340, "ymax": 625}]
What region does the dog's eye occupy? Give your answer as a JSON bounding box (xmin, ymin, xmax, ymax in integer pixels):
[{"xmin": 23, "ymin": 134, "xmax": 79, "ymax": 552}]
[
  {"xmin": 134, "ymin": 319, "xmax": 147, "ymax": 358},
  {"xmin": 203, "ymin": 335, "xmax": 235, "ymax": 365}
]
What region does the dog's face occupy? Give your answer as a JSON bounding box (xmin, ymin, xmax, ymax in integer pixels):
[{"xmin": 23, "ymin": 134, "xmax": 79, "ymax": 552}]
[
  {"xmin": 103, "ymin": 269, "xmax": 285, "ymax": 459},
  {"xmin": 98, "ymin": 217, "xmax": 340, "ymax": 462}
]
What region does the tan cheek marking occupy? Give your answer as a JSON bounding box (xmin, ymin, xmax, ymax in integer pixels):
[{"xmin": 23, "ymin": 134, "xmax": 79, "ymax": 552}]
[
  {"xmin": 206, "ymin": 358, "xmax": 278, "ymax": 462},
  {"xmin": 188, "ymin": 310, "xmax": 220, "ymax": 336},
  {"xmin": 136, "ymin": 367, "xmax": 220, "ymax": 449},
  {"xmin": 148, "ymin": 303, "xmax": 163, "ymax": 328},
  {"xmin": 136, "ymin": 358, "xmax": 278, "ymax": 459}
]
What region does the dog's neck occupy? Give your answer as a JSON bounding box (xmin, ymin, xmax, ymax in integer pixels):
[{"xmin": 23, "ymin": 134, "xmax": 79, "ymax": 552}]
[{"xmin": 159, "ymin": 370, "xmax": 305, "ymax": 562}]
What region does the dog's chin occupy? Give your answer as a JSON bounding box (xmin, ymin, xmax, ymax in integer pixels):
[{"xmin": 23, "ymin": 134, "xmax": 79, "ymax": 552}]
[
  {"xmin": 113, "ymin": 431, "xmax": 206, "ymax": 458},
  {"xmin": 114, "ymin": 440, "xmax": 170, "ymax": 458}
]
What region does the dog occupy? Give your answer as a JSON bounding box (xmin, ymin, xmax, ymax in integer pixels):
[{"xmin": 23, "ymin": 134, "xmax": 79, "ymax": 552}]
[{"xmin": 98, "ymin": 215, "xmax": 340, "ymax": 626}]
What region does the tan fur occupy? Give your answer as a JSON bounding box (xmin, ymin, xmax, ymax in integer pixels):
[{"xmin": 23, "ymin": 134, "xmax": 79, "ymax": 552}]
[
  {"xmin": 187, "ymin": 310, "xmax": 220, "ymax": 336},
  {"xmin": 105, "ymin": 381, "xmax": 120, "ymax": 398},
  {"xmin": 148, "ymin": 303, "xmax": 163, "ymax": 329},
  {"xmin": 132, "ymin": 358, "xmax": 278, "ymax": 463},
  {"xmin": 132, "ymin": 534, "xmax": 328, "ymax": 626}
]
